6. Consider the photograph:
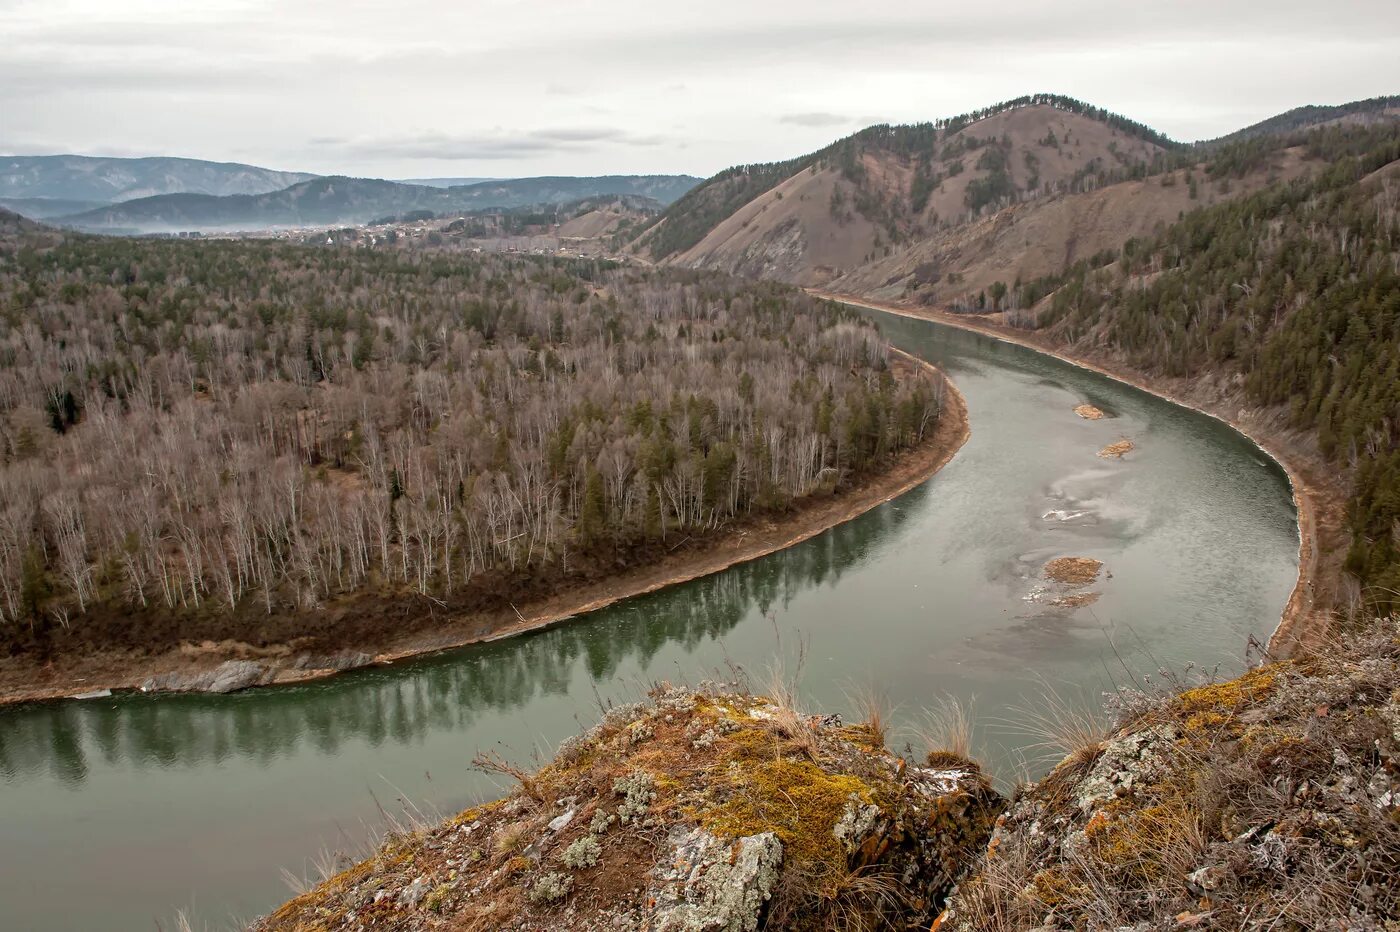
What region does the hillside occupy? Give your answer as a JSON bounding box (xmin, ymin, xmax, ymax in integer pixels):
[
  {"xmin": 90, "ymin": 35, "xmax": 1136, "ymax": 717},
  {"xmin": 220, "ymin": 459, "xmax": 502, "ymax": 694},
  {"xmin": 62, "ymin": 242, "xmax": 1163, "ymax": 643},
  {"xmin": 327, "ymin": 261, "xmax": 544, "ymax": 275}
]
[
  {"xmin": 0, "ymin": 196, "xmax": 110, "ymax": 220},
  {"xmin": 0, "ymin": 154, "xmax": 317, "ymax": 204},
  {"xmin": 638, "ymin": 95, "xmax": 1399, "ymax": 306},
  {"xmin": 56, "ymin": 174, "xmax": 702, "ymax": 233},
  {"xmin": 257, "ymin": 682, "xmax": 1004, "ymax": 931},
  {"xmin": 635, "ymin": 96, "xmax": 1178, "ymax": 281},
  {"xmin": 1200, "ymin": 94, "xmax": 1400, "ymax": 146}
]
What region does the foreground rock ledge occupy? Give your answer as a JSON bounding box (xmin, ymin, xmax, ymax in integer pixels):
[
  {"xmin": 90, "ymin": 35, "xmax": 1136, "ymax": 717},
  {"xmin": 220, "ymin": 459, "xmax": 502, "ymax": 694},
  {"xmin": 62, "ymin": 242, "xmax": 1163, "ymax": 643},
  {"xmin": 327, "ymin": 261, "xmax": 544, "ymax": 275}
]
[
  {"xmin": 940, "ymin": 616, "xmax": 1400, "ymax": 931},
  {"xmin": 255, "ymin": 685, "xmax": 1002, "ymax": 931}
]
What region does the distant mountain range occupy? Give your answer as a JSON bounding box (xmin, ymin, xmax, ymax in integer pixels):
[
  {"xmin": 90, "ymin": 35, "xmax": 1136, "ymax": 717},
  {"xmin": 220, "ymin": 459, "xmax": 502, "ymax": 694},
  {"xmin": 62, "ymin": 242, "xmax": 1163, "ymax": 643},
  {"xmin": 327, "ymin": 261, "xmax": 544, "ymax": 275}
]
[
  {"xmin": 0, "ymin": 155, "xmax": 318, "ymax": 204},
  {"xmin": 52, "ymin": 174, "xmax": 703, "ymax": 233},
  {"xmin": 0, "ymin": 155, "xmax": 701, "ymax": 233},
  {"xmin": 399, "ymin": 177, "xmax": 498, "ymax": 188}
]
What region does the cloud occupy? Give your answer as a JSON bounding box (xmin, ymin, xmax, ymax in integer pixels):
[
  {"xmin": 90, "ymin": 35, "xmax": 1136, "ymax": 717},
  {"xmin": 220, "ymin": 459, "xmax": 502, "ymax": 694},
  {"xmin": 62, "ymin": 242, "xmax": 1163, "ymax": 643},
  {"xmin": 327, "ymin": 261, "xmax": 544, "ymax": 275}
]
[
  {"xmin": 2, "ymin": 0, "xmax": 1397, "ymax": 176},
  {"xmin": 313, "ymin": 127, "xmax": 671, "ymax": 162},
  {"xmin": 779, "ymin": 112, "xmax": 854, "ymax": 128}
]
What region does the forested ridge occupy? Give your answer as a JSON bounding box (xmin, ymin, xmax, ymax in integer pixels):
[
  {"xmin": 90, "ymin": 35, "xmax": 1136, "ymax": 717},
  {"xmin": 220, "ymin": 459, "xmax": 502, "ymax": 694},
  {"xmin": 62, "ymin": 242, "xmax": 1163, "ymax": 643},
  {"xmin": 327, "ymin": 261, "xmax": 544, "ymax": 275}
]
[
  {"xmin": 1022, "ymin": 123, "xmax": 1400, "ymax": 605},
  {"xmin": 0, "ymin": 233, "xmax": 941, "ymax": 655},
  {"xmin": 637, "ymin": 94, "xmax": 1176, "ymax": 261}
]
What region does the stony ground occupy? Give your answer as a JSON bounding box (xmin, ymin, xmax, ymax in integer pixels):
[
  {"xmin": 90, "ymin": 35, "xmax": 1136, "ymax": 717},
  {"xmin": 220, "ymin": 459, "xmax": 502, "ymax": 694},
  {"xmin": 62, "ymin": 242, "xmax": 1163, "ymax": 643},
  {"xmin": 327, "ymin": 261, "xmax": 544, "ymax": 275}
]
[
  {"xmin": 941, "ymin": 617, "xmax": 1400, "ymax": 931},
  {"xmin": 254, "ymin": 683, "xmax": 1002, "ymax": 932}
]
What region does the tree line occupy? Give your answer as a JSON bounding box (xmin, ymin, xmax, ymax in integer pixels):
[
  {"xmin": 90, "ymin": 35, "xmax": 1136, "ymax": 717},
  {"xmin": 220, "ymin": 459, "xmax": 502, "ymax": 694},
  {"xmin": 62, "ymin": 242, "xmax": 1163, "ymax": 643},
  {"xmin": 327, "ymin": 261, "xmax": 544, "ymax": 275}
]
[{"xmin": 0, "ymin": 235, "xmax": 942, "ymax": 646}]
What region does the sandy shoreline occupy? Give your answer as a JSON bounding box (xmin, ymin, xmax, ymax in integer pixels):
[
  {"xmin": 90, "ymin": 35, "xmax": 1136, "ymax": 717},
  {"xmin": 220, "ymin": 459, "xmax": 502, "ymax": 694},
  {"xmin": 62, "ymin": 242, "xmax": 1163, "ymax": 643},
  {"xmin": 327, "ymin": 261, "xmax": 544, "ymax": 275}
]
[
  {"xmin": 809, "ymin": 289, "xmax": 1333, "ymax": 660},
  {"xmin": 0, "ymin": 351, "xmax": 970, "ymax": 706}
]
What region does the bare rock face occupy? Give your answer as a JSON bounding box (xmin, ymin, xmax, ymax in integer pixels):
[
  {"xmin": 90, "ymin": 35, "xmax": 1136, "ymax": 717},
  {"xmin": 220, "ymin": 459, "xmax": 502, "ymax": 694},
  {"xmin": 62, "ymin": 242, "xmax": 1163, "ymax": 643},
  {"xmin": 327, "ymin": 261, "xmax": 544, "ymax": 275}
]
[
  {"xmin": 254, "ymin": 684, "xmax": 1004, "ymax": 931},
  {"xmin": 206, "ymin": 660, "xmax": 269, "ymax": 693},
  {"xmin": 140, "ymin": 659, "xmax": 269, "ymax": 694}
]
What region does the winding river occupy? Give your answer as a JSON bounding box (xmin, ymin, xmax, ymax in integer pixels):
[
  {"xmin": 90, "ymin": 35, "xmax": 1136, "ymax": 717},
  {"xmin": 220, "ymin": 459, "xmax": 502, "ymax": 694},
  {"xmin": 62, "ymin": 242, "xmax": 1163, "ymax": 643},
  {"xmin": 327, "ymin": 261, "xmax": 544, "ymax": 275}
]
[{"xmin": 0, "ymin": 312, "xmax": 1299, "ymax": 931}]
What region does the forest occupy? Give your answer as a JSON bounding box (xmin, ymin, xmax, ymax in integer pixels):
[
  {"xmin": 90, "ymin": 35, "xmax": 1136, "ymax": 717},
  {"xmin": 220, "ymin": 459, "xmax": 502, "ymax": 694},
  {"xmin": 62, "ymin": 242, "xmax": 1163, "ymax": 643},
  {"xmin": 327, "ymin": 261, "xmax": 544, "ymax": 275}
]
[
  {"xmin": 0, "ymin": 231, "xmax": 941, "ymax": 654},
  {"xmin": 1024, "ymin": 123, "xmax": 1400, "ymax": 606}
]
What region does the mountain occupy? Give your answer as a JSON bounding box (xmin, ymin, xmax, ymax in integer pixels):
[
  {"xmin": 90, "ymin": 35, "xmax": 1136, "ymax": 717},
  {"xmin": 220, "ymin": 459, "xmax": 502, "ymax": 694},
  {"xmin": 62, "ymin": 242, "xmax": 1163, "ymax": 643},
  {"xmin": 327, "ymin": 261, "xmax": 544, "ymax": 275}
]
[
  {"xmin": 399, "ymin": 176, "xmax": 499, "ymax": 187},
  {"xmin": 1200, "ymin": 94, "xmax": 1400, "ymax": 146},
  {"xmin": 635, "ymin": 94, "xmax": 1400, "ymax": 306},
  {"xmin": 0, "ymin": 155, "xmax": 318, "ymax": 204},
  {"xmin": 0, "ymin": 206, "xmax": 42, "ymax": 236},
  {"xmin": 633, "ymin": 95, "xmax": 1179, "ymax": 283},
  {"xmin": 57, "ymin": 174, "xmax": 703, "ymax": 233},
  {"xmin": 0, "ymin": 196, "xmax": 109, "ymax": 220},
  {"xmin": 632, "ymin": 94, "xmax": 1400, "ymax": 609}
]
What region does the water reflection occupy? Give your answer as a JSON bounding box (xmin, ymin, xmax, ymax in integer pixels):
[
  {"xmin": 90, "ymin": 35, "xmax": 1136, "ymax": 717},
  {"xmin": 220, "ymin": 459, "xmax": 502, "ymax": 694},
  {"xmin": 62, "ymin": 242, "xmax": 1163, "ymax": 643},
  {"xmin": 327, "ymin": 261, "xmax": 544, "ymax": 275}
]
[
  {"xmin": 0, "ymin": 488, "xmax": 921, "ymax": 786},
  {"xmin": 0, "ymin": 312, "xmax": 1298, "ymax": 932}
]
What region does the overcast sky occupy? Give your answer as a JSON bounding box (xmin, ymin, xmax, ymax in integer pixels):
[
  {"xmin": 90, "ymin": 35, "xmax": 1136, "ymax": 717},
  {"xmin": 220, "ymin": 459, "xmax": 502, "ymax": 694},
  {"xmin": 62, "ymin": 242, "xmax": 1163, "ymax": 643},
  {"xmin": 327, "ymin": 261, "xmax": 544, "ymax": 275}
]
[{"xmin": 3, "ymin": 0, "xmax": 1397, "ymax": 179}]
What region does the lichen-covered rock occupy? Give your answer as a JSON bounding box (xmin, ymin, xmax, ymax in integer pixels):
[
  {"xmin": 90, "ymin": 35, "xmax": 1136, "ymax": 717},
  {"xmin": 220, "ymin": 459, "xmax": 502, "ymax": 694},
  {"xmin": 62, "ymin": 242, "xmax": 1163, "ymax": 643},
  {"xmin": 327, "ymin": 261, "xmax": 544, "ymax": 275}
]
[
  {"xmin": 941, "ymin": 616, "xmax": 1400, "ymax": 931},
  {"xmin": 647, "ymin": 826, "xmax": 782, "ymax": 932},
  {"xmin": 254, "ymin": 683, "xmax": 1004, "ymax": 931}
]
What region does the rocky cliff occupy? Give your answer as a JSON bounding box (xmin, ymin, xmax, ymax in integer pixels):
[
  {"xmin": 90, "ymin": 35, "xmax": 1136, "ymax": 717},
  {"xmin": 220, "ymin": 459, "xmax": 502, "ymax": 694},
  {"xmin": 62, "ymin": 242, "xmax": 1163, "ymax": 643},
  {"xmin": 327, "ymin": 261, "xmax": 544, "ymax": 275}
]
[
  {"xmin": 258, "ymin": 618, "xmax": 1400, "ymax": 931},
  {"xmin": 942, "ymin": 617, "xmax": 1400, "ymax": 930},
  {"xmin": 255, "ymin": 683, "xmax": 1003, "ymax": 931}
]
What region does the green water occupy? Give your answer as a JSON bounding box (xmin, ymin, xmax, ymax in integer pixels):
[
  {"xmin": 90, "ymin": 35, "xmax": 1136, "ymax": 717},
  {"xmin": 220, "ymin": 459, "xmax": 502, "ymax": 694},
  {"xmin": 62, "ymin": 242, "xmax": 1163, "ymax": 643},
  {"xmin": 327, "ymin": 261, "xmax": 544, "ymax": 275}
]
[{"xmin": 0, "ymin": 314, "xmax": 1299, "ymax": 930}]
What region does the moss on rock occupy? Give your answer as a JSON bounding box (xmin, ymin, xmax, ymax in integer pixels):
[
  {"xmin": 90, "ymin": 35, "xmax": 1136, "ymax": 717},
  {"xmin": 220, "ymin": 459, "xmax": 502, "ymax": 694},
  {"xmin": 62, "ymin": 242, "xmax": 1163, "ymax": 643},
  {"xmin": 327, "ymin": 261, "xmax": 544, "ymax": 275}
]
[{"xmin": 253, "ymin": 683, "xmax": 1002, "ymax": 931}]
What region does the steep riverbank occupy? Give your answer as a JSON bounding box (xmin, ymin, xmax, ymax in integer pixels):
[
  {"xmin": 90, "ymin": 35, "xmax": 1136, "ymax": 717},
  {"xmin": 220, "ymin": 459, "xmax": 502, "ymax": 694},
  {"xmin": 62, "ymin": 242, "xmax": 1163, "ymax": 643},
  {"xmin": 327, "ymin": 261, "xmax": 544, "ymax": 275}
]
[
  {"xmin": 0, "ymin": 352, "xmax": 970, "ymax": 706},
  {"xmin": 809, "ymin": 290, "xmax": 1341, "ymax": 659}
]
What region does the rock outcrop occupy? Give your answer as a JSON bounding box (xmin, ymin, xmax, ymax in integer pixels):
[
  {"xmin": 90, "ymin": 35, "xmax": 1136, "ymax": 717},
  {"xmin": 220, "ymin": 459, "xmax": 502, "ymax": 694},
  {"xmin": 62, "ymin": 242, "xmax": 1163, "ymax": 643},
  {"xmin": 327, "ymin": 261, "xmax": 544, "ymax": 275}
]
[
  {"xmin": 257, "ymin": 619, "xmax": 1400, "ymax": 930},
  {"xmin": 940, "ymin": 616, "xmax": 1400, "ymax": 931},
  {"xmin": 139, "ymin": 659, "xmax": 272, "ymax": 694},
  {"xmin": 255, "ymin": 684, "xmax": 1003, "ymax": 931}
]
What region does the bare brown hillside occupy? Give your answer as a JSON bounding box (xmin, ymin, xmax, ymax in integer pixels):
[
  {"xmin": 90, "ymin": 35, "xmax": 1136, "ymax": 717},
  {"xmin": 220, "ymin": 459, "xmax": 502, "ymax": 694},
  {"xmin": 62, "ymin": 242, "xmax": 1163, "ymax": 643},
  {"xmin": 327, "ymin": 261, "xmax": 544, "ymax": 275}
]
[
  {"xmin": 662, "ymin": 105, "xmax": 1169, "ymax": 286},
  {"xmin": 650, "ymin": 100, "xmax": 1397, "ymax": 308},
  {"xmin": 834, "ymin": 147, "xmax": 1313, "ymax": 305}
]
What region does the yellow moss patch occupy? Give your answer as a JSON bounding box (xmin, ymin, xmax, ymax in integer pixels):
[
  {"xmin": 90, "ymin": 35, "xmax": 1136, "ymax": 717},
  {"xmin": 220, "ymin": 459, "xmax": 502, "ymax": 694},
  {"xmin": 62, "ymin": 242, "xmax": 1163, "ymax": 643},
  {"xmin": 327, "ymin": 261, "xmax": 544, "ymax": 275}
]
[
  {"xmin": 839, "ymin": 722, "xmax": 887, "ymax": 751},
  {"xmin": 691, "ymin": 755, "xmax": 875, "ymax": 873},
  {"xmin": 1182, "ymin": 710, "xmax": 1232, "ymax": 734},
  {"xmin": 447, "ymin": 799, "xmax": 505, "ymax": 829},
  {"xmin": 1031, "ymin": 866, "xmax": 1092, "ymax": 907},
  {"xmin": 266, "ymin": 859, "xmax": 373, "ymax": 924},
  {"xmin": 1085, "ymin": 795, "xmax": 1200, "ymax": 883},
  {"xmin": 1178, "ymin": 666, "xmax": 1282, "ymax": 716}
]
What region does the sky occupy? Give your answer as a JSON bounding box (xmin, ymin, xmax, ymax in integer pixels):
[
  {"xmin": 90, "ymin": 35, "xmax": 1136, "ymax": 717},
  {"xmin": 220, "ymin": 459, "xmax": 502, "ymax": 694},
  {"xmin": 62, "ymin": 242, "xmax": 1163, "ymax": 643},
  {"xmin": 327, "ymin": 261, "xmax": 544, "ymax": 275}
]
[{"xmin": 3, "ymin": 0, "xmax": 1397, "ymax": 180}]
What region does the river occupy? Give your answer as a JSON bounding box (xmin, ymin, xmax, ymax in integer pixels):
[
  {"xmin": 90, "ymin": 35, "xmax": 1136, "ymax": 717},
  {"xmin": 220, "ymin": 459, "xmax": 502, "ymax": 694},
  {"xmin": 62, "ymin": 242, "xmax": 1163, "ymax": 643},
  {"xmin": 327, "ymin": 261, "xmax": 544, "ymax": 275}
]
[{"xmin": 0, "ymin": 312, "xmax": 1299, "ymax": 930}]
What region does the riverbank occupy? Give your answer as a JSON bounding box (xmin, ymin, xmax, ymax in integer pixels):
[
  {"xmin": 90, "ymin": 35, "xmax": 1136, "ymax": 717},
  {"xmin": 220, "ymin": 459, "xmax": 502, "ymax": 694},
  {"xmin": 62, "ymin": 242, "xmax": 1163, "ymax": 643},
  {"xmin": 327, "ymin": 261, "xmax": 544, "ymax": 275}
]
[
  {"xmin": 0, "ymin": 352, "xmax": 969, "ymax": 706},
  {"xmin": 810, "ymin": 289, "xmax": 1342, "ymax": 659}
]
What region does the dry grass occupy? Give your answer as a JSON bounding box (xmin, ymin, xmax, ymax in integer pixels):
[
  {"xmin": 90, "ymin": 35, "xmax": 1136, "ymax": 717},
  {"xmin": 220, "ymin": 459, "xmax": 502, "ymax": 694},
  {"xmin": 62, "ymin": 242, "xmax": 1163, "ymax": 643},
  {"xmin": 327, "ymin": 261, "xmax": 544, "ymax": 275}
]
[
  {"xmin": 1097, "ymin": 439, "xmax": 1135, "ymax": 458},
  {"xmin": 762, "ymin": 658, "xmax": 821, "ymax": 762},
  {"xmin": 471, "ymin": 749, "xmax": 544, "ymax": 802},
  {"xmin": 1073, "ymin": 404, "xmax": 1105, "ymax": 420},
  {"xmin": 1009, "ymin": 684, "xmax": 1111, "ymax": 767},
  {"xmin": 914, "ymin": 695, "xmax": 977, "ymax": 767},
  {"xmin": 946, "ymin": 616, "xmax": 1400, "ymax": 931},
  {"xmin": 844, "ymin": 683, "xmax": 894, "ymax": 748}
]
